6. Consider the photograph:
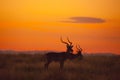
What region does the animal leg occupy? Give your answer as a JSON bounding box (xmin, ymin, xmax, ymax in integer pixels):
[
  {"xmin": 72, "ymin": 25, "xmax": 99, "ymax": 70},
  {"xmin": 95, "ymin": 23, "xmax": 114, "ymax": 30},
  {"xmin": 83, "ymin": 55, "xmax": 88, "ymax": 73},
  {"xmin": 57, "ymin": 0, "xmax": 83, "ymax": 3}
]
[
  {"xmin": 44, "ymin": 61, "xmax": 51, "ymax": 70},
  {"xmin": 60, "ymin": 61, "xmax": 64, "ymax": 70}
]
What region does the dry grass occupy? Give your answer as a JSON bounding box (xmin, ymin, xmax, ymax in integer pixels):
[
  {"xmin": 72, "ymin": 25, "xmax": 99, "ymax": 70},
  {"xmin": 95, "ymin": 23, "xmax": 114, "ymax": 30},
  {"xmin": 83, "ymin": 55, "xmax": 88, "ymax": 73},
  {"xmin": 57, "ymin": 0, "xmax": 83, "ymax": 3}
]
[{"xmin": 0, "ymin": 53, "xmax": 120, "ymax": 80}]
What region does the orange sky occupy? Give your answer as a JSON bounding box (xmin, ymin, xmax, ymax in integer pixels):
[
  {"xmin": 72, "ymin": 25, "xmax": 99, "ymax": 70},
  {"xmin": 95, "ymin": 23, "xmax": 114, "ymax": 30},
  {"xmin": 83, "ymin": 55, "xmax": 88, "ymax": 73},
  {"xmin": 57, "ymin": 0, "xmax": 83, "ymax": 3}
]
[{"xmin": 0, "ymin": 0, "xmax": 120, "ymax": 54}]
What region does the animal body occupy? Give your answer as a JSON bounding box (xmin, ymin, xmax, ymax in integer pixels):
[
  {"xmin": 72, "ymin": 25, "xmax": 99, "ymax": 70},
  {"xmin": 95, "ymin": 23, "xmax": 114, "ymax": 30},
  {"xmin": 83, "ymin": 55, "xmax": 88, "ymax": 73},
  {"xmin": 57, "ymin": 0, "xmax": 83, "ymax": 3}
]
[{"xmin": 44, "ymin": 45, "xmax": 83, "ymax": 70}]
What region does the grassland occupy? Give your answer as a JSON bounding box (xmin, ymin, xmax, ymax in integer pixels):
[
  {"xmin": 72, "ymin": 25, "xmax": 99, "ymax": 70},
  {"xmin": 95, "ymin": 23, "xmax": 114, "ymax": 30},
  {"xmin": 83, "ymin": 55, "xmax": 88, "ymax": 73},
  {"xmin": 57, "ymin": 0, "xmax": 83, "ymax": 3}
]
[{"xmin": 0, "ymin": 53, "xmax": 120, "ymax": 80}]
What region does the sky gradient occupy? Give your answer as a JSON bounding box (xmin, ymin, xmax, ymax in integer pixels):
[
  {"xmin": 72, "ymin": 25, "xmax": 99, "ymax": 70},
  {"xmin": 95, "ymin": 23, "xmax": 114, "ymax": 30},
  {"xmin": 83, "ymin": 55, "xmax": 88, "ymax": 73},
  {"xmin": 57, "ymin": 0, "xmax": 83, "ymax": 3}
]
[{"xmin": 1, "ymin": 0, "xmax": 120, "ymax": 54}]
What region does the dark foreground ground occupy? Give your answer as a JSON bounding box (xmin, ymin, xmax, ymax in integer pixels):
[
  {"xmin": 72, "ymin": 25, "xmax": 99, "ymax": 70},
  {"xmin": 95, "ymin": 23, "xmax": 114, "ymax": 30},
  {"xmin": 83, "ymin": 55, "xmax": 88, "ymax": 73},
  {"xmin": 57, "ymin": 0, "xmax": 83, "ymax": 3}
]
[{"xmin": 0, "ymin": 53, "xmax": 120, "ymax": 80}]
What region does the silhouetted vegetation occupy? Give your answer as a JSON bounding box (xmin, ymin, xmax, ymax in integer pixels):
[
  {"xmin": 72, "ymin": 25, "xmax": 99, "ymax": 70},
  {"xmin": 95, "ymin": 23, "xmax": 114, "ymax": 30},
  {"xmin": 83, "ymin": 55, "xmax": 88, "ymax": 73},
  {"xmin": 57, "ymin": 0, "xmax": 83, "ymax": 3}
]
[{"xmin": 0, "ymin": 53, "xmax": 120, "ymax": 80}]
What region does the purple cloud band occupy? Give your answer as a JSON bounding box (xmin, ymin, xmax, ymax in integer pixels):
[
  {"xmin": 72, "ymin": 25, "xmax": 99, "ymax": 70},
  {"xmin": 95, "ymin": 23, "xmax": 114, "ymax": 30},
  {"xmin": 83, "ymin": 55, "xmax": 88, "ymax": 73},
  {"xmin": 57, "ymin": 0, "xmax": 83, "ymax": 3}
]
[{"xmin": 61, "ymin": 17, "xmax": 105, "ymax": 23}]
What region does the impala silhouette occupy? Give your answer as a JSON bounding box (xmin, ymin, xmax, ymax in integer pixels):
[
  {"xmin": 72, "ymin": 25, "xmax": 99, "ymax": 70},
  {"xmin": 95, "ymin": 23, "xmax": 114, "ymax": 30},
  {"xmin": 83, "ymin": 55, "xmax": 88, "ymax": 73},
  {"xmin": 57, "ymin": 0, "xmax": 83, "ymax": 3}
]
[{"xmin": 44, "ymin": 38, "xmax": 83, "ymax": 70}]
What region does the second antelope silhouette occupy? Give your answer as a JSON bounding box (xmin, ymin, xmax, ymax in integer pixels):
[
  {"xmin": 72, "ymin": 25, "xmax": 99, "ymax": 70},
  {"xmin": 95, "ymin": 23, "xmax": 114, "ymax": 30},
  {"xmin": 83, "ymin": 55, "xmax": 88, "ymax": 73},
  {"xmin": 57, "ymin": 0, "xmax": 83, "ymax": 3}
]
[{"xmin": 44, "ymin": 38, "xmax": 83, "ymax": 70}]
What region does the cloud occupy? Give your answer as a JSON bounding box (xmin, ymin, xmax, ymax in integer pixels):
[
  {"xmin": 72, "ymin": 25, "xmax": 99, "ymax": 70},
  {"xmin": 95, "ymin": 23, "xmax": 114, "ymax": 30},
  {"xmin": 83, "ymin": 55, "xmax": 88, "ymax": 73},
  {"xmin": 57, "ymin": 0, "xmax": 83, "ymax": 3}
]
[{"xmin": 61, "ymin": 17, "xmax": 105, "ymax": 23}]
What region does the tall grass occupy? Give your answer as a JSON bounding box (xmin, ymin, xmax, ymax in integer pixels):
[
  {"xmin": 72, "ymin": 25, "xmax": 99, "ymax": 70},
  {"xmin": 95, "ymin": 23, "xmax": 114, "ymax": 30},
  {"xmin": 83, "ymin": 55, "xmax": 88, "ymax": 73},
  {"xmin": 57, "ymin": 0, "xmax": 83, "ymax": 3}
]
[{"xmin": 0, "ymin": 53, "xmax": 120, "ymax": 80}]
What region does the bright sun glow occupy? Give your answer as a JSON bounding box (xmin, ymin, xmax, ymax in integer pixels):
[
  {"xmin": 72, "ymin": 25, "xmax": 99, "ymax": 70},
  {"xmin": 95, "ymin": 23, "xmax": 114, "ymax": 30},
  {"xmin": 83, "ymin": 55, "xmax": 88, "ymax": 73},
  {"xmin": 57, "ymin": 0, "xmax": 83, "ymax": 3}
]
[{"xmin": 0, "ymin": 0, "xmax": 120, "ymax": 54}]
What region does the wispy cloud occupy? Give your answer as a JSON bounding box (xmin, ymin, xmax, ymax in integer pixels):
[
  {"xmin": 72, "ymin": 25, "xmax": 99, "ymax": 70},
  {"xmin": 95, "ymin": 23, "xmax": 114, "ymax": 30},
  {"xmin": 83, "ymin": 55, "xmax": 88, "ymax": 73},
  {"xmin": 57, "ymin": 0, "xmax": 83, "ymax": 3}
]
[{"xmin": 61, "ymin": 17, "xmax": 106, "ymax": 23}]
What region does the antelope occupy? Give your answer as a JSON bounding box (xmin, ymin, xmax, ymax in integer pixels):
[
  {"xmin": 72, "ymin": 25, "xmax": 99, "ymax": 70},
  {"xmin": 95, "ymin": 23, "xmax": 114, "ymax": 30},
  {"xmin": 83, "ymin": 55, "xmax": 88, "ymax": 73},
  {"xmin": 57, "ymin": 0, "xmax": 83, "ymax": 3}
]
[{"xmin": 44, "ymin": 38, "xmax": 83, "ymax": 70}]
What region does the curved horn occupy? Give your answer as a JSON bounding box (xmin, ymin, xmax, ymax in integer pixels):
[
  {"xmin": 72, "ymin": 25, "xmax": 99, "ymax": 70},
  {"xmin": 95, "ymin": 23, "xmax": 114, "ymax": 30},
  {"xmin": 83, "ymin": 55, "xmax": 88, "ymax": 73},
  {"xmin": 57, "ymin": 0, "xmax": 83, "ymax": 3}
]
[
  {"xmin": 60, "ymin": 37, "xmax": 69, "ymax": 45},
  {"xmin": 67, "ymin": 37, "xmax": 72, "ymax": 45},
  {"xmin": 76, "ymin": 45, "xmax": 79, "ymax": 50},
  {"xmin": 78, "ymin": 45, "xmax": 82, "ymax": 51}
]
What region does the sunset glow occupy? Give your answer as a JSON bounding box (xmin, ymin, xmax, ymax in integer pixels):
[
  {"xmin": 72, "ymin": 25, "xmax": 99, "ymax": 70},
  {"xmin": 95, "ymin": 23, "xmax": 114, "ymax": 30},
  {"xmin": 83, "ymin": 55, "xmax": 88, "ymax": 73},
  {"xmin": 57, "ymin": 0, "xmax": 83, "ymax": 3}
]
[{"xmin": 1, "ymin": 0, "xmax": 120, "ymax": 54}]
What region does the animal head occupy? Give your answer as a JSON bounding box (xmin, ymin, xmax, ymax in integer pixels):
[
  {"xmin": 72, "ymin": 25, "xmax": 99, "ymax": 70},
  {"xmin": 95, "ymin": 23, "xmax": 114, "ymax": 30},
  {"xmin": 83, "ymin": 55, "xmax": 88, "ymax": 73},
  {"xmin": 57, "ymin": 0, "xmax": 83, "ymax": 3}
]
[
  {"xmin": 60, "ymin": 37, "xmax": 73, "ymax": 53},
  {"xmin": 76, "ymin": 45, "xmax": 83, "ymax": 57}
]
